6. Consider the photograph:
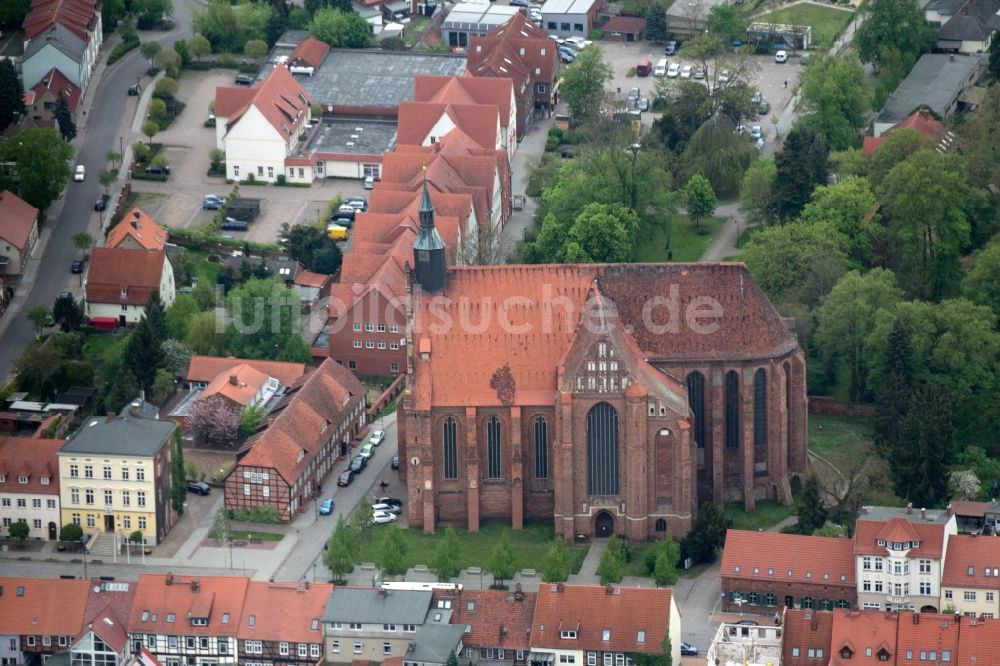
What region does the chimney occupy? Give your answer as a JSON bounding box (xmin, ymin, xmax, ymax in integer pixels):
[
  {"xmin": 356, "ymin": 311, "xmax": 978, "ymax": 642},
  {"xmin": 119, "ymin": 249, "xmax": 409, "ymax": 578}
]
[
  {"xmin": 229, "ymin": 373, "xmax": 239, "ymax": 385},
  {"xmin": 166, "ymin": 574, "xmax": 173, "ymax": 586},
  {"xmin": 921, "ymin": 508, "xmax": 927, "ymax": 520},
  {"xmin": 913, "ymin": 613, "xmax": 920, "ymax": 625},
  {"xmin": 907, "ymin": 503, "xmax": 913, "ymax": 515},
  {"xmin": 191, "ymin": 578, "xmax": 200, "ymax": 593},
  {"xmin": 106, "ymin": 412, "xmax": 116, "ymax": 422},
  {"xmin": 130, "ymin": 400, "xmax": 142, "ymax": 417},
  {"xmin": 606, "ymin": 584, "xmax": 614, "ymax": 595}
]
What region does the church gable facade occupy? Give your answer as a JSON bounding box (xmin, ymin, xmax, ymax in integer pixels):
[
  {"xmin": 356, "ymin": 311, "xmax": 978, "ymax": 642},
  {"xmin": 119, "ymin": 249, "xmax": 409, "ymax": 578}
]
[{"xmin": 397, "ymin": 201, "xmax": 806, "ymax": 541}]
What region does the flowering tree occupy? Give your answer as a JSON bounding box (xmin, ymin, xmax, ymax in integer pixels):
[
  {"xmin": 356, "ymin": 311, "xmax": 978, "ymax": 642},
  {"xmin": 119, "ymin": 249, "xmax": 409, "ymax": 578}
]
[{"xmin": 187, "ymin": 396, "xmax": 241, "ymax": 445}]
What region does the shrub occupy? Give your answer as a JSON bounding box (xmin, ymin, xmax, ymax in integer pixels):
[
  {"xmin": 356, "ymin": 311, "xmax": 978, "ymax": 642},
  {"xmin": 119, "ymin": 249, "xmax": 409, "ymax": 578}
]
[
  {"xmin": 230, "ymin": 505, "xmax": 282, "ymax": 523},
  {"xmin": 108, "ymin": 36, "xmax": 140, "ymax": 65},
  {"xmin": 588, "ymin": 28, "xmax": 603, "ymax": 40},
  {"xmin": 276, "ymin": 174, "xmax": 286, "ymax": 185},
  {"xmin": 545, "ymin": 135, "xmax": 560, "ymax": 152}
]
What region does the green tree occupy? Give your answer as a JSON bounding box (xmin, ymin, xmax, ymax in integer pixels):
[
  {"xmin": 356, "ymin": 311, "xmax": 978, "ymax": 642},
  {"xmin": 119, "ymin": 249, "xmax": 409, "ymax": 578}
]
[
  {"xmin": 52, "ymin": 293, "xmax": 83, "ymax": 332},
  {"xmin": 541, "ymin": 538, "xmax": 574, "ymax": 582},
  {"xmin": 151, "ymin": 368, "xmax": 175, "ymax": 404},
  {"xmin": 165, "ymin": 294, "xmax": 199, "ymax": 340},
  {"xmin": 324, "ymin": 536, "xmax": 354, "ymax": 582},
  {"xmin": 868, "ymin": 128, "xmax": 927, "ymax": 186},
  {"xmin": 878, "ymin": 150, "xmax": 971, "ymax": 300},
  {"xmin": 161, "ymin": 339, "xmax": 193, "ymax": 377},
  {"xmin": 140, "ymin": 40, "xmax": 162, "ymax": 66},
  {"xmin": 332, "ymin": 513, "xmax": 359, "ymax": 555},
  {"xmin": 873, "ymin": 318, "xmax": 913, "ymax": 468},
  {"xmin": 565, "ymin": 203, "xmax": 639, "ymax": 262},
  {"xmin": 446, "ymin": 651, "xmax": 459, "ymax": 666},
  {"xmin": 145, "ymin": 292, "xmax": 168, "ymax": 341},
  {"xmin": 894, "ymin": 383, "xmax": 955, "ymax": 507},
  {"xmin": 559, "ymin": 45, "xmax": 612, "ymax": 122},
  {"xmin": 99, "ymin": 168, "xmax": 117, "ymax": 197},
  {"xmin": 154, "ymin": 77, "xmax": 179, "ymax": 99},
  {"xmin": 244, "ymin": 38, "xmax": 268, "ymax": 61},
  {"xmin": 963, "ymin": 237, "xmax": 1000, "ymax": 317},
  {"xmin": 990, "ymin": 32, "xmax": 1000, "ymax": 80},
  {"xmin": 351, "ymin": 502, "xmax": 374, "ymax": 540},
  {"xmin": 153, "ymin": 48, "xmax": 180, "ymax": 77},
  {"xmin": 795, "ymin": 474, "xmax": 828, "ymax": 534},
  {"xmin": 487, "ymin": 530, "xmax": 516, "ymax": 587},
  {"xmin": 706, "ymin": 3, "xmax": 745, "ymax": 42},
  {"xmin": 102, "ymin": 0, "xmax": 124, "ymax": 29},
  {"xmin": 53, "ymin": 95, "xmax": 76, "ymax": 141},
  {"xmin": 596, "ymin": 535, "xmax": 626, "ymax": 585},
  {"xmin": 650, "ymin": 81, "xmax": 711, "ymax": 153},
  {"xmin": 308, "ymin": 7, "xmax": 374, "ymax": 47},
  {"xmin": 0, "ymin": 59, "xmax": 25, "ymax": 131},
  {"xmin": 680, "ymin": 502, "xmax": 731, "ymax": 565},
  {"xmin": 239, "ymin": 404, "xmax": 264, "ymax": 438},
  {"xmin": 739, "ymin": 157, "xmax": 776, "ymax": 227},
  {"xmin": 279, "ymin": 333, "xmax": 313, "ymax": 363},
  {"xmin": 27, "ymin": 305, "xmax": 50, "ymax": 336},
  {"xmin": 376, "ymin": 523, "xmax": 408, "ymax": 577},
  {"xmin": 0, "ymin": 0, "xmax": 31, "ymax": 29},
  {"xmin": 141, "ymin": 119, "xmax": 160, "ymax": 144},
  {"xmin": 279, "ymin": 223, "xmax": 343, "ymax": 273},
  {"xmin": 305, "ymin": 0, "xmax": 353, "ymax": 14},
  {"xmin": 170, "ymin": 430, "xmax": 186, "ymax": 513},
  {"xmin": 797, "ymin": 54, "xmax": 866, "ymax": 150},
  {"xmin": 8, "ymin": 520, "xmax": 29, "ymax": 545},
  {"xmin": 854, "ymin": 0, "xmax": 931, "ymax": 70},
  {"xmin": 955, "ymin": 85, "xmax": 1000, "ymax": 195},
  {"xmin": 684, "ymin": 173, "xmax": 717, "ymax": 233},
  {"xmin": 132, "ymin": 141, "xmax": 151, "ymax": 164},
  {"xmin": 123, "ymin": 317, "xmax": 164, "ymax": 389},
  {"xmin": 798, "ymin": 177, "xmax": 878, "ymax": 266},
  {"xmin": 208, "ymin": 507, "xmax": 230, "ymax": 540},
  {"xmin": 173, "ymin": 38, "xmax": 191, "ymax": 66},
  {"xmin": 148, "ymin": 98, "xmax": 168, "ymax": 125},
  {"xmin": 106, "ymin": 150, "xmax": 122, "ymax": 170},
  {"xmin": 193, "ymin": 2, "xmax": 240, "ymax": 52},
  {"xmin": 653, "ymin": 533, "xmax": 680, "ymax": 587},
  {"xmin": 645, "ymin": 0, "xmax": 668, "ymax": 42},
  {"xmin": 184, "ymin": 311, "xmax": 224, "ymax": 355},
  {"xmin": 225, "ymin": 277, "xmax": 301, "ymax": 359},
  {"xmin": 681, "ymin": 117, "xmax": 758, "ymax": 198},
  {"xmin": 815, "ymin": 269, "xmax": 903, "ymax": 401},
  {"xmin": 2, "ymin": 128, "xmax": 73, "ymax": 210},
  {"xmin": 188, "ymin": 34, "xmax": 211, "ymax": 60},
  {"xmin": 432, "ymin": 527, "xmax": 461, "ymax": 581},
  {"xmin": 133, "ymin": 0, "xmax": 172, "ymax": 28},
  {"xmin": 59, "ymin": 522, "xmax": 84, "ymax": 543},
  {"xmin": 771, "ymin": 124, "xmax": 828, "ymax": 221},
  {"xmin": 14, "ymin": 341, "xmax": 62, "ymax": 397}
]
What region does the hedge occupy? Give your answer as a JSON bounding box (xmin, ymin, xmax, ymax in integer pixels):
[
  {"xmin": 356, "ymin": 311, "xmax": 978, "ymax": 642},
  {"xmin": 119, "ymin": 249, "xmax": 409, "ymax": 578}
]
[{"xmin": 107, "ymin": 36, "xmax": 140, "ymax": 65}]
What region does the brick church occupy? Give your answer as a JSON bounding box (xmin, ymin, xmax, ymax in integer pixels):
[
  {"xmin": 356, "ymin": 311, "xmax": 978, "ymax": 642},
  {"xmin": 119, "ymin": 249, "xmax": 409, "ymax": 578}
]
[{"xmin": 397, "ymin": 187, "xmax": 808, "ymax": 541}]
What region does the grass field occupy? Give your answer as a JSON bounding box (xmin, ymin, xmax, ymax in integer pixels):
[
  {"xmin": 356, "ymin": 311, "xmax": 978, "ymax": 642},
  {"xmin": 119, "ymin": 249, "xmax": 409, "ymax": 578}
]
[
  {"xmin": 83, "ymin": 334, "xmax": 124, "ymax": 362},
  {"xmin": 354, "ymin": 522, "xmax": 589, "ymax": 574},
  {"xmin": 632, "ymin": 216, "xmax": 727, "ymax": 263},
  {"xmin": 756, "ymin": 3, "xmax": 854, "ymax": 48},
  {"xmin": 808, "ymin": 413, "xmax": 874, "ymax": 475},
  {"xmin": 725, "ymin": 499, "xmax": 796, "ymax": 531}
]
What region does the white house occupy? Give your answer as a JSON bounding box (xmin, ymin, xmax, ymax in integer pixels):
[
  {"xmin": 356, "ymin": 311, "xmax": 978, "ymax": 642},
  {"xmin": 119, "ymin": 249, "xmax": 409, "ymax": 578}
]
[
  {"xmin": 0, "ymin": 437, "xmax": 63, "ymax": 540},
  {"xmin": 0, "ymin": 189, "xmax": 40, "ymax": 276},
  {"xmin": 21, "ymin": 0, "xmax": 102, "ymax": 90},
  {"xmin": 412, "ymin": 75, "xmax": 519, "ymax": 156},
  {"xmin": 84, "ymin": 247, "xmax": 176, "ymax": 326},
  {"xmin": 214, "ymin": 66, "xmax": 314, "ymax": 184}
]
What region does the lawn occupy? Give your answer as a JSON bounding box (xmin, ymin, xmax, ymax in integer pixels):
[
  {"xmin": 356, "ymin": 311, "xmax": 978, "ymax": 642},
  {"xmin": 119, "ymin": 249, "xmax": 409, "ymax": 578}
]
[
  {"xmin": 83, "ymin": 334, "xmax": 124, "ymax": 363},
  {"xmin": 725, "ymin": 500, "xmax": 796, "ymax": 531},
  {"xmin": 756, "ymin": 3, "xmax": 854, "ymax": 49},
  {"xmin": 632, "ymin": 216, "xmax": 727, "ymax": 263},
  {"xmin": 354, "ymin": 522, "xmax": 589, "ymax": 574},
  {"xmin": 808, "ymin": 413, "xmax": 874, "ymax": 475},
  {"xmin": 403, "ymin": 16, "xmax": 431, "ymax": 47}
]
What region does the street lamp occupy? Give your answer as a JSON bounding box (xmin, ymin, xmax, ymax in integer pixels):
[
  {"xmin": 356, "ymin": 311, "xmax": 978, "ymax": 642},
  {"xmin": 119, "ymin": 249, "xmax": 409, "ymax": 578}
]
[{"xmin": 80, "ymin": 536, "xmax": 89, "ymax": 579}]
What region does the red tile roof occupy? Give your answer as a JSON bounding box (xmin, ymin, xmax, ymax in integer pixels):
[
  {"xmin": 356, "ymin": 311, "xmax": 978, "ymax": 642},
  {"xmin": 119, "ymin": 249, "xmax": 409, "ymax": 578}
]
[
  {"xmin": 129, "ymin": 574, "xmax": 250, "ymax": 636},
  {"xmin": 288, "ymin": 37, "xmax": 330, "ymax": 69},
  {"xmin": 201, "ymin": 363, "xmax": 271, "ymax": 407},
  {"xmin": 295, "ymin": 270, "xmax": 331, "ymax": 289},
  {"xmin": 956, "ymin": 616, "xmax": 1000, "ymax": 664},
  {"xmin": 0, "ymin": 190, "xmax": 39, "ymax": 250},
  {"xmin": 414, "ymin": 76, "xmax": 514, "ymax": 130},
  {"xmin": 781, "ymin": 609, "xmax": 834, "ymax": 666},
  {"xmin": 397, "ymin": 101, "xmax": 500, "ymax": 151},
  {"xmin": 829, "ymin": 610, "xmax": 899, "ymax": 666},
  {"xmin": 236, "ymin": 359, "xmax": 365, "ymax": 483},
  {"xmin": 30, "ymin": 67, "xmax": 81, "ymax": 112},
  {"xmin": 0, "ymin": 437, "xmax": 62, "ymax": 494},
  {"xmin": 85, "ymin": 247, "xmax": 166, "ymax": 306},
  {"xmin": 948, "ymin": 501, "xmax": 988, "ymax": 518},
  {"xmin": 82, "ymin": 585, "xmax": 137, "ymax": 653},
  {"xmin": 23, "ymin": 0, "xmax": 100, "ymax": 41},
  {"xmin": 854, "ymin": 518, "xmax": 948, "ymax": 558},
  {"xmin": 238, "ymin": 581, "xmax": 333, "ymax": 643},
  {"xmin": 722, "ymin": 529, "xmax": 856, "ymax": 586},
  {"xmin": 468, "ymin": 14, "xmax": 558, "ymax": 93},
  {"xmin": 941, "ymin": 535, "xmax": 1000, "ymax": 589},
  {"xmin": 602, "ymin": 16, "xmax": 645, "ymax": 34},
  {"xmin": 186, "ymin": 355, "xmax": 307, "ymax": 387},
  {"xmin": 0, "ymin": 577, "xmax": 92, "ymax": 636},
  {"xmin": 445, "ymin": 590, "xmax": 537, "ymax": 651},
  {"xmin": 896, "ymin": 613, "xmax": 960, "ymax": 665},
  {"xmin": 861, "ymin": 109, "xmax": 951, "ymax": 156},
  {"xmin": 216, "ymin": 67, "xmax": 313, "ymax": 146},
  {"xmin": 106, "ymin": 208, "xmax": 168, "ymax": 251},
  {"xmin": 531, "ymin": 585, "xmax": 672, "ymax": 654}
]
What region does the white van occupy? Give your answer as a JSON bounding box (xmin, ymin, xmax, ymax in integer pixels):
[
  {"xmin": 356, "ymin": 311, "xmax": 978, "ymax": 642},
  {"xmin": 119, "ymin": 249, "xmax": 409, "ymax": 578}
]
[{"xmin": 654, "ymin": 58, "xmax": 668, "ymax": 77}]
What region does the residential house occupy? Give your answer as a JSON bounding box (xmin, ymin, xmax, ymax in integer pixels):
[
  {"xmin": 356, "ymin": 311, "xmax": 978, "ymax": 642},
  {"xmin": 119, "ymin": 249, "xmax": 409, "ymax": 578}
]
[
  {"xmin": 874, "ymin": 53, "xmax": 985, "ymax": 136},
  {"xmin": 956, "ymin": 613, "xmax": 1000, "ymax": 663},
  {"xmin": 539, "ymin": 0, "xmax": 603, "ymax": 37},
  {"xmin": 84, "ymin": 247, "xmax": 176, "ymax": 326},
  {"xmin": 58, "ymin": 400, "xmax": 177, "ymax": 545},
  {"xmin": 198, "ymin": 364, "xmax": 283, "ymax": 413},
  {"xmin": 948, "ymin": 500, "xmax": 989, "ymax": 534},
  {"xmin": 0, "ymin": 577, "xmax": 92, "ymax": 663},
  {"xmin": 930, "ymin": 0, "xmax": 1000, "ymax": 53},
  {"xmin": 442, "ymin": 589, "xmax": 536, "ymax": 666},
  {"xmin": 294, "ymin": 270, "xmax": 331, "ymax": 305},
  {"xmin": 214, "ymin": 66, "xmax": 314, "ymax": 183},
  {"xmin": 781, "ymin": 609, "xmax": 834, "ymax": 666},
  {"xmin": 106, "ymin": 209, "xmax": 169, "ymax": 251},
  {"xmin": 322, "ymin": 588, "xmax": 433, "ymax": 663},
  {"xmin": 861, "ymin": 108, "xmax": 955, "ymax": 157},
  {"xmin": 721, "ymin": 529, "xmax": 856, "ymax": 613},
  {"xmin": 854, "ymin": 505, "xmax": 958, "ymax": 612},
  {"xmin": 405, "ymin": 624, "xmax": 466, "ymax": 666},
  {"xmin": 184, "ymin": 356, "xmax": 307, "ymax": 391},
  {"xmin": 411, "ymin": 75, "xmax": 518, "ymax": 156},
  {"xmin": 0, "ymin": 190, "xmax": 40, "ymax": 276},
  {"xmin": 0, "ymin": 436, "xmax": 62, "ymax": 540},
  {"xmin": 23, "ymin": 67, "xmax": 81, "ymax": 125},
  {"xmin": 940, "ymin": 534, "xmax": 1000, "ymax": 617},
  {"xmin": 467, "ymin": 14, "xmax": 560, "ymax": 135},
  {"xmin": 21, "ymin": 0, "xmax": 102, "ymax": 89},
  {"xmin": 128, "ymin": 574, "xmax": 250, "ymax": 666},
  {"xmin": 600, "ymin": 16, "xmax": 645, "ymax": 42},
  {"xmin": 70, "ymin": 580, "xmax": 139, "ymax": 666},
  {"xmin": 827, "ymin": 609, "xmax": 899, "ymax": 664},
  {"xmin": 528, "ymin": 584, "xmax": 681, "ymax": 666},
  {"xmin": 224, "ymin": 359, "xmax": 366, "ymax": 521},
  {"xmin": 287, "ymin": 37, "xmax": 330, "ymax": 76},
  {"xmin": 237, "ymin": 581, "xmax": 333, "ymax": 666}
]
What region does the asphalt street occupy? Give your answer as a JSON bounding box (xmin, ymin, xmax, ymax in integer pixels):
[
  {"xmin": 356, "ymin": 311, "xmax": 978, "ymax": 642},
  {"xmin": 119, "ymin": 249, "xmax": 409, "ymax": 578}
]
[{"xmin": 0, "ymin": 0, "xmax": 197, "ymax": 382}]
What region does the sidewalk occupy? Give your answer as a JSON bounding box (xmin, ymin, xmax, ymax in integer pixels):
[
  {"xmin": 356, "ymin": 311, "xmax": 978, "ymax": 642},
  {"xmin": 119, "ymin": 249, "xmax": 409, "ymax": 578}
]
[{"xmin": 503, "ymin": 111, "xmax": 556, "ymax": 251}]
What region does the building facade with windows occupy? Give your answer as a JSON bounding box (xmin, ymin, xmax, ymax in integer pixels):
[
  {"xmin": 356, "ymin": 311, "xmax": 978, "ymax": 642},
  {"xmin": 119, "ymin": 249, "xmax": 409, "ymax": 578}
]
[
  {"xmin": 440, "ymin": 589, "xmax": 536, "ymax": 666},
  {"xmin": 0, "ymin": 577, "xmax": 92, "ymax": 664},
  {"xmin": 58, "ymin": 401, "xmax": 177, "ymax": 545},
  {"xmin": 128, "ymin": 574, "xmax": 250, "ymax": 666},
  {"xmin": 0, "ymin": 437, "xmax": 62, "ymax": 540},
  {"xmin": 237, "ymin": 581, "xmax": 332, "ymax": 666},
  {"xmin": 939, "ymin": 534, "xmax": 1000, "ymax": 618},
  {"xmin": 322, "ymin": 588, "xmax": 432, "ymax": 663}
]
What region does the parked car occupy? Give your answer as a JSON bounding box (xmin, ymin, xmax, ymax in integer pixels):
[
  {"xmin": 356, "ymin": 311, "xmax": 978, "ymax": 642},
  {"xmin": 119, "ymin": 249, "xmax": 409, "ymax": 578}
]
[
  {"xmin": 74, "ymin": 165, "xmax": 86, "ymax": 181},
  {"xmin": 680, "ymin": 643, "xmax": 698, "ymax": 656},
  {"xmin": 234, "ymin": 74, "xmax": 254, "ymax": 85},
  {"xmin": 692, "ymin": 65, "xmax": 705, "ymax": 79},
  {"xmin": 564, "ymin": 36, "xmax": 592, "ymax": 49},
  {"xmin": 664, "ymin": 40, "xmax": 677, "ymax": 55},
  {"xmin": 360, "ymin": 442, "xmax": 375, "ymax": 459},
  {"xmin": 680, "ymin": 64, "xmax": 692, "ymax": 79},
  {"xmin": 369, "ymin": 430, "xmax": 385, "ymax": 446},
  {"xmin": 638, "ymin": 97, "xmax": 649, "ymax": 112},
  {"xmin": 718, "ymin": 68, "xmax": 730, "ymax": 83},
  {"xmin": 636, "ymin": 59, "xmax": 652, "ymax": 76},
  {"xmin": 654, "ymin": 58, "xmax": 668, "ymax": 77},
  {"xmin": 750, "ymin": 90, "xmax": 763, "ymax": 105},
  {"xmin": 203, "ymin": 195, "xmax": 225, "ymax": 210},
  {"xmin": 558, "ymin": 47, "xmax": 576, "ymax": 63},
  {"xmin": 509, "ymin": 0, "xmax": 529, "ymax": 7},
  {"xmin": 757, "ymin": 99, "xmax": 770, "ymax": 115},
  {"xmin": 327, "ymin": 224, "xmax": 349, "ymax": 241},
  {"xmin": 220, "ymin": 218, "xmax": 248, "ymax": 231},
  {"xmin": 334, "ymin": 204, "xmax": 356, "ymax": 220},
  {"xmin": 377, "ymin": 497, "xmax": 403, "ymax": 507},
  {"xmin": 319, "ymin": 498, "xmax": 335, "ymax": 515},
  {"xmin": 372, "ymin": 502, "xmax": 400, "ymax": 515},
  {"xmin": 128, "ymin": 83, "xmax": 141, "ymax": 96},
  {"xmin": 71, "ymin": 260, "xmax": 84, "ymax": 273},
  {"xmin": 346, "ymin": 197, "xmax": 368, "ymax": 211},
  {"xmin": 364, "ymin": 175, "xmax": 375, "ymax": 189},
  {"xmin": 371, "ymin": 511, "xmax": 397, "ymax": 525},
  {"xmin": 737, "ymin": 620, "xmax": 759, "ymax": 626},
  {"xmin": 750, "ymin": 125, "xmax": 763, "ymax": 141},
  {"xmin": 774, "ymin": 50, "xmax": 788, "ymax": 63},
  {"xmin": 186, "ymin": 481, "xmax": 211, "ymax": 495},
  {"xmin": 94, "ymin": 198, "xmax": 106, "ymax": 212},
  {"xmin": 391, "ymin": 455, "xmax": 400, "ymax": 470},
  {"xmin": 667, "ymin": 62, "xmax": 680, "ymax": 78},
  {"xmin": 337, "ymin": 470, "xmax": 354, "ymax": 486},
  {"xmin": 350, "ymin": 455, "xmax": 367, "ymax": 473},
  {"xmin": 144, "ymin": 165, "xmax": 171, "ymax": 175}
]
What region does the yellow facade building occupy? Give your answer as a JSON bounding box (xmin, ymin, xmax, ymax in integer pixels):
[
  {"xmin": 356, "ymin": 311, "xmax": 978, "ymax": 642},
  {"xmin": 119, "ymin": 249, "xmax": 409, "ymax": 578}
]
[{"xmin": 940, "ymin": 535, "xmax": 1000, "ymax": 618}]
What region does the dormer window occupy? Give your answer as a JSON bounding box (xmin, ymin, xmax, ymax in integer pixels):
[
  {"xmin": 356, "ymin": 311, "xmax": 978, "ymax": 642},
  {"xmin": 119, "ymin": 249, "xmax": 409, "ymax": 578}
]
[
  {"xmin": 840, "ymin": 646, "xmax": 853, "ymax": 659},
  {"xmin": 968, "ymin": 566, "xmax": 975, "ymax": 576},
  {"xmin": 141, "ymin": 611, "xmax": 149, "ymax": 622},
  {"xmin": 877, "ymin": 539, "xmax": 885, "ymax": 546},
  {"xmin": 222, "ymin": 613, "xmax": 230, "ymax": 624},
  {"xmin": 636, "ymin": 631, "xmax": 645, "ymax": 643},
  {"xmin": 877, "ymin": 649, "xmax": 890, "ymax": 661},
  {"xmin": 120, "ymin": 289, "xmax": 127, "ymax": 299},
  {"xmin": 166, "ymin": 614, "xmax": 175, "ymax": 623},
  {"xmin": 18, "ymin": 476, "xmax": 28, "ymax": 484},
  {"xmin": 191, "ymin": 618, "xmax": 208, "ymax": 626},
  {"xmin": 248, "ymin": 615, "xmax": 256, "ymax": 627},
  {"xmin": 601, "ymin": 629, "xmax": 610, "ymax": 641},
  {"xmin": 560, "ymin": 630, "xmax": 577, "ymax": 639},
  {"xmin": 40, "ymin": 477, "xmax": 49, "ymax": 485}
]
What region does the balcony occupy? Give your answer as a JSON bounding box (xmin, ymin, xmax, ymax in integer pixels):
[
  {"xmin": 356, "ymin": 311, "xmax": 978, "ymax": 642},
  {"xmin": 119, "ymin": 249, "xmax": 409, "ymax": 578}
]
[{"xmin": 887, "ymin": 594, "xmax": 910, "ymax": 605}]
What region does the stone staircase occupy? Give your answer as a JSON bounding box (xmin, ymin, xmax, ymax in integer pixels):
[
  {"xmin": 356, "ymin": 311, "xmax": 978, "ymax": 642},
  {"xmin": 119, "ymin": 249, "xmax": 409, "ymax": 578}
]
[{"xmin": 87, "ymin": 532, "xmax": 116, "ymax": 559}]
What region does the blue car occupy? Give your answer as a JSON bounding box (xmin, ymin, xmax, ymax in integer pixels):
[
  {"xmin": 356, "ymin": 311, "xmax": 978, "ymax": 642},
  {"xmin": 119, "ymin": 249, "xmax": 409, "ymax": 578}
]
[{"xmin": 319, "ymin": 498, "xmax": 335, "ymax": 515}]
